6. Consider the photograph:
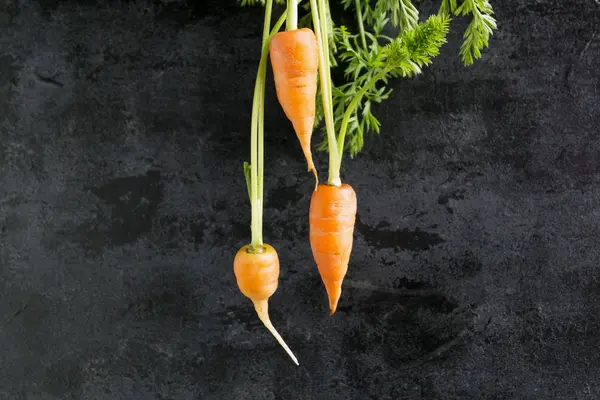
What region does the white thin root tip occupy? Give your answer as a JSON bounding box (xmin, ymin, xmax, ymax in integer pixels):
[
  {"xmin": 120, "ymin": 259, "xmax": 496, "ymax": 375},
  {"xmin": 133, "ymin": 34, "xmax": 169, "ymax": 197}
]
[{"xmin": 253, "ymin": 300, "xmax": 299, "ymax": 366}]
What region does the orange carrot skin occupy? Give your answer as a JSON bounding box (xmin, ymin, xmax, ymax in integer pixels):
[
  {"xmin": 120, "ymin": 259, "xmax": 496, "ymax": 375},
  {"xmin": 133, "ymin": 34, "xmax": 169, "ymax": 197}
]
[
  {"xmin": 269, "ymin": 28, "xmax": 319, "ymax": 172},
  {"xmin": 233, "ymin": 244, "xmax": 299, "ymax": 365},
  {"xmin": 234, "ymin": 244, "xmax": 279, "ymax": 301},
  {"xmin": 309, "ymin": 183, "xmax": 357, "ymax": 314}
]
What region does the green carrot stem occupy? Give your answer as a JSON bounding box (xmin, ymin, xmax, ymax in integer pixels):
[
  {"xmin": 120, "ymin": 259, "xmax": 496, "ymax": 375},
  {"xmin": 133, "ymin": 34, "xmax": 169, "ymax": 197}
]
[
  {"xmin": 249, "ymin": 0, "xmax": 274, "ymax": 249},
  {"xmin": 319, "ymin": 0, "xmax": 334, "ymax": 126},
  {"xmin": 249, "ymin": 1, "xmax": 300, "ymax": 251},
  {"xmin": 310, "ymin": 0, "xmax": 340, "ymax": 186},
  {"xmin": 286, "ymin": 0, "xmax": 298, "ymax": 30},
  {"xmin": 355, "ymin": 0, "xmax": 368, "ymax": 49},
  {"xmin": 336, "ymin": 68, "xmax": 389, "ymax": 172}
]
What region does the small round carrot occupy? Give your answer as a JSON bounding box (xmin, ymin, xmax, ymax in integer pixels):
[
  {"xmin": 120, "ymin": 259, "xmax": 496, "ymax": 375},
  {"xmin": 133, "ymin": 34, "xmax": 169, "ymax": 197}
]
[
  {"xmin": 309, "ymin": 183, "xmax": 357, "ymax": 314},
  {"xmin": 234, "ymin": 244, "xmax": 299, "ymax": 365},
  {"xmin": 269, "ymin": 27, "xmax": 319, "ymax": 181}
]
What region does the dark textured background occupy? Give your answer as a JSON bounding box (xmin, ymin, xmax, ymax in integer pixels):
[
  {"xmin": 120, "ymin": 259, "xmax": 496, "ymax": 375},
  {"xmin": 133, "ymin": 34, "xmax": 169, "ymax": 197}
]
[{"xmin": 1, "ymin": 0, "xmax": 599, "ymax": 398}]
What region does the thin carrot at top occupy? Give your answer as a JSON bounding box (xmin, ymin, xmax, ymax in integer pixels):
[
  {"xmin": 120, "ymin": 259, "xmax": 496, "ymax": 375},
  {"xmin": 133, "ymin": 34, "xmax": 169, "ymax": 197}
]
[
  {"xmin": 235, "ymin": 0, "xmax": 298, "ymax": 365},
  {"xmin": 269, "ymin": 0, "xmax": 319, "ymax": 185}
]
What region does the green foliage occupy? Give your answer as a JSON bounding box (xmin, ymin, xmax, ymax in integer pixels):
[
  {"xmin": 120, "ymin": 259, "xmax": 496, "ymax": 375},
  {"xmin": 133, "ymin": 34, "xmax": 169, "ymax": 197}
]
[
  {"xmin": 239, "ymin": 0, "xmax": 497, "ymax": 157},
  {"xmin": 318, "ymin": 14, "xmax": 450, "ymax": 156},
  {"xmin": 317, "ymin": 0, "xmax": 496, "ymax": 156},
  {"xmin": 240, "ymin": 0, "xmax": 285, "ymax": 6},
  {"xmin": 314, "ymin": 24, "xmax": 389, "ymax": 156},
  {"xmin": 452, "ymin": 0, "xmax": 497, "ymax": 66},
  {"xmin": 375, "ymin": 0, "xmax": 419, "ymax": 32},
  {"xmin": 386, "ymin": 14, "xmax": 450, "ymax": 72},
  {"xmin": 438, "ymin": 0, "xmax": 458, "ymax": 16}
]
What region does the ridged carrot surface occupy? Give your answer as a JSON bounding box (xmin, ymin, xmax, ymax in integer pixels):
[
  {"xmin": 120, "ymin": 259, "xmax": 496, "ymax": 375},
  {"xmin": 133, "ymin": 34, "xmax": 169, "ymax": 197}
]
[
  {"xmin": 309, "ymin": 183, "xmax": 357, "ymax": 314},
  {"xmin": 269, "ymin": 28, "xmax": 319, "ymax": 175}
]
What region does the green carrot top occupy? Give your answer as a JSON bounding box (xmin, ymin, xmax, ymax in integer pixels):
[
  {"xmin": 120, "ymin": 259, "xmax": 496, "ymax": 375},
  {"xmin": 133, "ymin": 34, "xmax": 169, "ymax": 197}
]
[{"xmin": 242, "ymin": 0, "xmax": 497, "ymax": 161}]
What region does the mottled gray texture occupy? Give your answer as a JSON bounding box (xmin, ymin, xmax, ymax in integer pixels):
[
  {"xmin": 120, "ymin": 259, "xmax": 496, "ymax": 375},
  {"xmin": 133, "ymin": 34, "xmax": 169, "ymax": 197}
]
[{"xmin": 1, "ymin": 0, "xmax": 599, "ymax": 399}]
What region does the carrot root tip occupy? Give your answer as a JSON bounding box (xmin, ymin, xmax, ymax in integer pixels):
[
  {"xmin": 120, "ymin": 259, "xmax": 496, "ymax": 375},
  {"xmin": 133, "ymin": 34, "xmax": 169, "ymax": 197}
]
[
  {"xmin": 323, "ymin": 279, "xmax": 343, "ymax": 316},
  {"xmin": 253, "ymin": 299, "xmax": 299, "ymax": 366}
]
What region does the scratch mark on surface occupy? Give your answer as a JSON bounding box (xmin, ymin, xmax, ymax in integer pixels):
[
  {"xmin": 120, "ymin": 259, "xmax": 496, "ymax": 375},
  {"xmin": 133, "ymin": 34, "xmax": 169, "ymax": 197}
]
[
  {"xmin": 35, "ymin": 73, "xmax": 64, "ymax": 88},
  {"xmin": 579, "ymin": 31, "xmax": 596, "ymax": 59},
  {"xmin": 565, "ymin": 31, "xmax": 597, "ymax": 90},
  {"xmin": 399, "ymin": 329, "xmax": 470, "ymax": 369},
  {"xmin": 4, "ymin": 302, "xmax": 29, "ymax": 325}
]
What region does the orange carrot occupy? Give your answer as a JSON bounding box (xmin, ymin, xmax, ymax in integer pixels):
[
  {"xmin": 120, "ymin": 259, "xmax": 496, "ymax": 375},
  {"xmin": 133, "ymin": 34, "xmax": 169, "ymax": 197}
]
[
  {"xmin": 269, "ymin": 27, "xmax": 319, "ymax": 180},
  {"xmin": 309, "ymin": 183, "xmax": 357, "ymax": 314},
  {"xmin": 234, "ymin": 244, "xmax": 299, "ymax": 365}
]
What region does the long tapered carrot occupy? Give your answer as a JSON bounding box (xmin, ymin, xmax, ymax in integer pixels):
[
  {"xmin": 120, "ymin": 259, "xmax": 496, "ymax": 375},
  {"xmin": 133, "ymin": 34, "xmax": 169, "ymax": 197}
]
[
  {"xmin": 269, "ymin": 0, "xmax": 319, "ymax": 184},
  {"xmin": 234, "ymin": 244, "xmax": 299, "ymax": 365},
  {"xmin": 304, "ymin": 0, "xmax": 358, "ymax": 315},
  {"xmin": 309, "ymin": 183, "xmax": 357, "ymax": 314}
]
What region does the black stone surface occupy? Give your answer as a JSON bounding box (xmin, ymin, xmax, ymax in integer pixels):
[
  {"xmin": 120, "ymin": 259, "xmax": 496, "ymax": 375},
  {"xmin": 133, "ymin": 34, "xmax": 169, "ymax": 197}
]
[{"xmin": 1, "ymin": 0, "xmax": 599, "ymax": 399}]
